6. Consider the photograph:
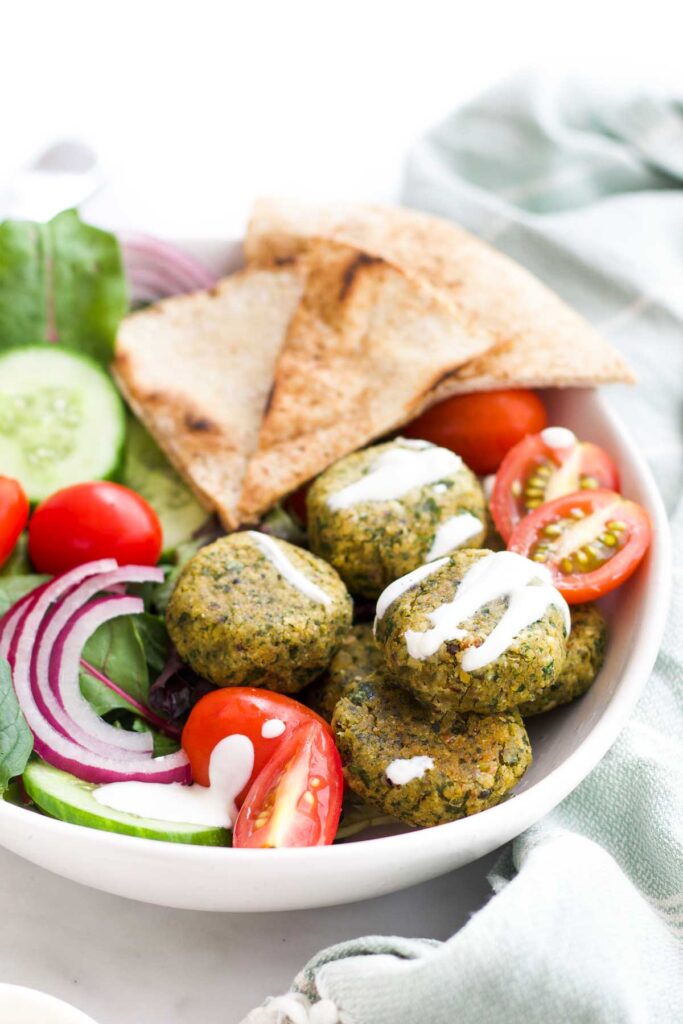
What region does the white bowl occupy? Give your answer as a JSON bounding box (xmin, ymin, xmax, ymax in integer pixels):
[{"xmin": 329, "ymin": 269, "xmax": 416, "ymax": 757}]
[
  {"xmin": 0, "ymin": 242, "xmax": 671, "ymax": 912},
  {"xmin": 0, "ymin": 984, "xmax": 98, "ymax": 1023}
]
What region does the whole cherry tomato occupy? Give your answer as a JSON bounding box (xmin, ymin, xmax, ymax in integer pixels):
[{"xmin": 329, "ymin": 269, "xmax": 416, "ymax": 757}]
[
  {"xmin": 28, "ymin": 481, "xmax": 162, "ymax": 574},
  {"xmin": 403, "ymin": 390, "xmax": 547, "ymax": 475},
  {"xmin": 0, "ymin": 477, "xmax": 29, "ymax": 568}
]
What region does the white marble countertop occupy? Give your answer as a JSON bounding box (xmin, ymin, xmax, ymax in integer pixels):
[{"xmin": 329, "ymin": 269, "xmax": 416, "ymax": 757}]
[{"xmin": 0, "ymin": 844, "xmax": 500, "ymax": 1023}]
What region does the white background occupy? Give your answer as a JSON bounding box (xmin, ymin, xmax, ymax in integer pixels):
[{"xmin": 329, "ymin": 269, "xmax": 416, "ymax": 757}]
[
  {"xmin": 1, "ymin": 3, "xmax": 681, "ymax": 1022},
  {"xmin": 2, "ymin": 1, "xmax": 682, "ymax": 238}
]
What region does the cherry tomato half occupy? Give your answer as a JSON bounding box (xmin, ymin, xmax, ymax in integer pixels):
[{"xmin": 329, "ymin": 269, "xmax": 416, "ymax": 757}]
[
  {"xmin": 491, "ymin": 430, "xmax": 619, "ymax": 542},
  {"xmin": 233, "ymin": 719, "xmax": 343, "ymax": 848},
  {"xmin": 0, "ymin": 477, "xmax": 29, "ymax": 569},
  {"xmin": 28, "ymin": 481, "xmax": 162, "ymax": 574},
  {"xmin": 508, "ymin": 489, "xmax": 651, "ymax": 603},
  {"xmin": 403, "ymin": 390, "xmax": 547, "ymax": 476},
  {"xmin": 182, "ymin": 688, "xmax": 331, "ymax": 803}
]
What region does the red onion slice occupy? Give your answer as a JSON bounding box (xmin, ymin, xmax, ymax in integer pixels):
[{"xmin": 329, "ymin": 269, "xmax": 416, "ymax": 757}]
[
  {"xmin": 121, "ymin": 234, "xmax": 217, "ymax": 304},
  {"xmin": 0, "ymin": 582, "xmax": 53, "ymax": 663},
  {"xmin": 33, "ymin": 566, "xmax": 164, "ymax": 755},
  {"xmin": 7, "ymin": 561, "xmax": 190, "ymax": 784}
]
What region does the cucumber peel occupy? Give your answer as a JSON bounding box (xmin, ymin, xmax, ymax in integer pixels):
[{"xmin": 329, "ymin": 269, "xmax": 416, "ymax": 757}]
[{"xmin": 23, "ymin": 759, "xmax": 230, "ymax": 846}]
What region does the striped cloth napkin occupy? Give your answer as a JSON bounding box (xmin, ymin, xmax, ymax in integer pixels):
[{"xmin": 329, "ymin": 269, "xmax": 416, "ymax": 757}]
[{"xmin": 242, "ymin": 75, "xmax": 683, "ymax": 1024}]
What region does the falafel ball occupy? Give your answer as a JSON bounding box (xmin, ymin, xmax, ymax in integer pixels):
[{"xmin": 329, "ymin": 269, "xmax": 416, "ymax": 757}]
[
  {"xmin": 332, "ymin": 675, "xmax": 532, "ymax": 828},
  {"xmin": 375, "ymin": 548, "xmax": 568, "ymax": 714},
  {"xmin": 518, "ymin": 603, "xmax": 607, "ymax": 716},
  {"xmin": 305, "ymin": 623, "xmax": 386, "ymax": 721},
  {"xmin": 307, "ymin": 438, "xmax": 487, "ymax": 598},
  {"xmin": 166, "ymin": 531, "xmax": 352, "ymax": 692}
]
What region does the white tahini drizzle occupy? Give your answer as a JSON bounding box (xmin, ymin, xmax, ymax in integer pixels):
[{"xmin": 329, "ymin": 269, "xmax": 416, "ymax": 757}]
[
  {"xmin": 374, "ymin": 558, "xmax": 449, "ymax": 629},
  {"xmin": 541, "ymin": 426, "xmax": 577, "ymax": 449},
  {"xmin": 426, "ymin": 513, "xmax": 483, "ymax": 561},
  {"xmin": 249, "ymin": 531, "xmax": 331, "ymax": 607},
  {"xmin": 261, "ymin": 718, "xmax": 286, "ymax": 739},
  {"xmin": 404, "ymin": 550, "xmax": 570, "ymax": 670},
  {"xmin": 482, "ymin": 474, "xmax": 496, "ymax": 500},
  {"xmin": 386, "ymin": 756, "xmax": 434, "ymax": 785},
  {"xmin": 327, "ymin": 442, "xmax": 462, "ymax": 510},
  {"xmin": 93, "ymin": 734, "xmax": 255, "ymax": 828}
]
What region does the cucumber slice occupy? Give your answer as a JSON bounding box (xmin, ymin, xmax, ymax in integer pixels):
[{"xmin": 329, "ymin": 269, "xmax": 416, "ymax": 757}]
[
  {"xmin": 123, "ymin": 416, "xmax": 207, "ymax": 556},
  {"xmin": 23, "ymin": 759, "xmax": 230, "ymax": 846},
  {"xmin": 0, "ymin": 346, "xmax": 125, "ymax": 502}
]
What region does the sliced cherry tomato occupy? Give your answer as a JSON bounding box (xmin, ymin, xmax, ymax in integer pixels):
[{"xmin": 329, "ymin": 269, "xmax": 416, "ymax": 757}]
[
  {"xmin": 403, "ymin": 389, "xmax": 547, "ymax": 475},
  {"xmin": 182, "ymin": 688, "xmax": 331, "ymax": 803},
  {"xmin": 28, "ymin": 482, "xmax": 162, "ymax": 574},
  {"xmin": 491, "ymin": 429, "xmax": 620, "ymax": 542},
  {"xmin": 0, "ymin": 477, "xmax": 29, "ymax": 568},
  {"xmin": 233, "ymin": 719, "xmax": 343, "ymax": 848},
  {"xmin": 508, "ymin": 489, "xmax": 651, "ymax": 603}
]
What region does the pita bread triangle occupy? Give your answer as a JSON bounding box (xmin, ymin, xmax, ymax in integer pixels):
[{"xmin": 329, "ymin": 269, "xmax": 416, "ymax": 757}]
[
  {"xmin": 238, "ymin": 237, "xmax": 495, "ymax": 520},
  {"xmin": 246, "ymin": 198, "xmax": 634, "ymax": 396},
  {"xmin": 113, "ymin": 266, "xmax": 303, "ymax": 529}
]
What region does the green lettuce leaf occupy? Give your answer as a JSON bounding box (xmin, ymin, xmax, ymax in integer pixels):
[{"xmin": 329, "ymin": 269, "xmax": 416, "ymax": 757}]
[
  {"xmin": 0, "ymin": 574, "xmax": 50, "ymax": 618},
  {"xmin": 0, "ymin": 209, "xmax": 127, "ymax": 364},
  {"xmin": 81, "ymin": 615, "xmax": 150, "ymax": 707},
  {"xmin": 0, "ymin": 657, "xmax": 33, "ymax": 793},
  {"xmin": 79, "ymin": 611, "xmax": 170, "ymax": 716}
]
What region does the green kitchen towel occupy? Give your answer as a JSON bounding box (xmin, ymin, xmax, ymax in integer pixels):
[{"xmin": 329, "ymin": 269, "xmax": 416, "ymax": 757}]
[{"xmin": 242, "ymin": 76, "xmax": 683, "ymax": 1024}]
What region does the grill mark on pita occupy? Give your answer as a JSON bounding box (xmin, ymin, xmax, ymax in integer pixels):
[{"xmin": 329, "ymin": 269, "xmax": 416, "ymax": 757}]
[
  {"xmin": 338, "ymin": 252, "xmax": 382, "ymax": 301},
  {"xmin": 263, "ymin": 382, "xmax": 277, "ymax": 416},
  {"xmin": 184, "ymin": 413, "xmax": 216, "ymax": 433}
]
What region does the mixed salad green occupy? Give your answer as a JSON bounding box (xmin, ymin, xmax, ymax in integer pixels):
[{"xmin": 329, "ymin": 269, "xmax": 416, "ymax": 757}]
[{"xmin": 0, "ymin": 211, "xmax": 214, "ymax": 799}]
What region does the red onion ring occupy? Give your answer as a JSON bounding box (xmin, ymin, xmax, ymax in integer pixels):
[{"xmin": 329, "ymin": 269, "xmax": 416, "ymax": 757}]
[
  {"xmin": 33, "ymin": 565, "xmax": 164, "ymax": 755},
  {"xmin": 121, "ymin": 234, "xmax": 217, "ymax": 304},
  {"xmin": 4, "ymin": 561, "xmax": 190, "ymax": 785}
]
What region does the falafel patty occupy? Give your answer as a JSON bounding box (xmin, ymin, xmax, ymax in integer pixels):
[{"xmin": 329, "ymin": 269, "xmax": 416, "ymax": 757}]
[
  {"xmin": 375, "ymin": 548, "xmax": 568, "ymax": 714},
  {"xmin": 518, "ymin": 603, "xmax": 607, "ymax": 716},
  {"xmin": 307, "ymin": 438, "xmax": 487, "ymax": 598},
  {"xmin": 332, "ymin": 676, "xmax": 532, "ymax": 828},
  {"xmin": 167, "ymin": 531, "xmax": 352, "ymax": 692},
  {"xmin": 305, "ymin": 623, "xmax": 385, "ymax": 721}
]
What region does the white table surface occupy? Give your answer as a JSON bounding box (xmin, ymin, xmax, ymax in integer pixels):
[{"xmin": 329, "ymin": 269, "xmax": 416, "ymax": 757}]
[
  {"xmin": 1, "ymin": 4, "xmax": 679, "ymax": 1021},
  {"xmin": 0, "ymin": 844, "xmax": 499, "ymax": 1022}
]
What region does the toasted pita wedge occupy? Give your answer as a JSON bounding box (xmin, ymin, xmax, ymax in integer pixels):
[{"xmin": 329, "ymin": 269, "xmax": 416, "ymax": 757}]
[
  {"xmin": 238, "ymin": 239, "xmax": 495, "ymax": 521},
  {"xmin": 113, "ymin": 267, "xmax": 303, "ymax": 529},
  {"xmin": 246, "ymin": 198, "xmax": 634, "ymax": 392}
]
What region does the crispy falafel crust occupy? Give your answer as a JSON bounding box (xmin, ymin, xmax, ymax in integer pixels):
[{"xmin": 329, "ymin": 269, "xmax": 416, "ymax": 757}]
[
  {"xmin": 375, "ymin": 549, "xmax": 568, "ymax": 713},
  {"xmin": 305, "ymin": 623, "xmax": 385, "ymax": 721},
  {"xmin": 307, "ymin": 440, "xmax": 486, "ymax": 598},
  {"xmin": 518, "ymin": 603, "xmax": 607, "ymax": 716},
  {"xmin": 333, "ymin": 677, "xmax": 531, "ymax": 828},
  {"xmin": 166, "ymin": 532, "xmax": 352, "ymax": 692}
]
